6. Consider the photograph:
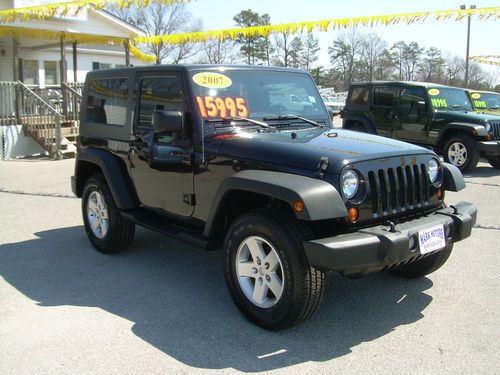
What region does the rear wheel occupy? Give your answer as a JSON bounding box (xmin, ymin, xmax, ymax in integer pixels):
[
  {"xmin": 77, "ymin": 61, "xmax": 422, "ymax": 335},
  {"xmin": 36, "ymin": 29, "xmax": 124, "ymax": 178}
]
[
  {"xmin": 390, "ymin": 244, "xmax": 453, "ymax": 278},
  {"xmin": 487, "ymin": 156, "xmax": 500, "ymax": 169},
  {"xmin": 82, "ymin": 174, "xmax": 135, "ymax": 254},
  {"xmin": 443, "ymin": 134, "xmax": 479, "ymax": 172},
  {"xmin": 350, "ymin": 122, "xmax": 366, "ymax": 132},
  {"xmin": 223, "ymin": 209, "xmax": 325, "ymax": 330}
]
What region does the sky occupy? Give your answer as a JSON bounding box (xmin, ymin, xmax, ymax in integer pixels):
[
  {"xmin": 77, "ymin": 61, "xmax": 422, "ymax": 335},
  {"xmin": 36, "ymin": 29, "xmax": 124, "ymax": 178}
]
[{"xmin": 185, "ymin": 0, "xmax": 499, "ymax": 78}]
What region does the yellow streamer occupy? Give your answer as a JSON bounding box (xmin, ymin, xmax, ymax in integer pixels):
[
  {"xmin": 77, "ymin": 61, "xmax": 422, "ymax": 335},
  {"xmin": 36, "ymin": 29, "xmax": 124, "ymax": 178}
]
[
  {"xmin": 128, "ymin": 42, "xmax": 157, "ymax": 63},
  {"xmin": 133, "ymin": 7, "xmax": 499, "ymax": 46},
  {"xmin": 469, "ymin": 55, "xmax": 500, "ymax": 67},
  {"xmin": 0, "ymin": 0, "xmax": 192, "ymax": 23}
]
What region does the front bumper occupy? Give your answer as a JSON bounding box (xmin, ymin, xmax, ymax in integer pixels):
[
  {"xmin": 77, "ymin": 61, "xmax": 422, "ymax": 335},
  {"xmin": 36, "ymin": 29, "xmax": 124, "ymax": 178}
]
[
  {"xmin": 304, "ymin": 201, "xmax": 477, "ymax": 276},
  {"xmin": 478, "ymin": 140, "xmax": 500, "ymax": 156}
]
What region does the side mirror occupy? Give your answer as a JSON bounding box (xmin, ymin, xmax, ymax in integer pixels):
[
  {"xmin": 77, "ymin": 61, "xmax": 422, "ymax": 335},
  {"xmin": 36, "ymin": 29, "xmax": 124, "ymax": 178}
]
[
  {"xmin": 153, "ymin": 110, "xmax": 183, "ymax": 133},
  {"xmin": 415, "ymin": 101, "xmax": 427, "ymax": 110}
]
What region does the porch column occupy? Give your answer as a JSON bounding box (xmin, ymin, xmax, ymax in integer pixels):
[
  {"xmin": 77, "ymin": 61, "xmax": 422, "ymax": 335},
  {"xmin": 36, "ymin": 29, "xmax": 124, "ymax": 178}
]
[
  {"xmin": 60, "ymin": 35, "xmax": 68, "ymax": 118},
  {"xmin": 13, "ymin": 37, "xmax": 20, "ymax": 124},
  {"xmin": 72, "ymin": 42, "xmax": 78, "ymax": 82},
  {"xmin": 124, "ymin": 39, "xmax": 130, "ymax": 67}
]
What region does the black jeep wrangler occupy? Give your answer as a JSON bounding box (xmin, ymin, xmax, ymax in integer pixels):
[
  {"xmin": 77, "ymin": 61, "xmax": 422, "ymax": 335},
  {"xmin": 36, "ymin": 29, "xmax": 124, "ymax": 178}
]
[
  {"xmin": 342, "ymin": 81, "xmax": 500, "ymax": 172},
  {"xmin": 72, "ymin": 66, "xmax": 476, "ymax": 330}
]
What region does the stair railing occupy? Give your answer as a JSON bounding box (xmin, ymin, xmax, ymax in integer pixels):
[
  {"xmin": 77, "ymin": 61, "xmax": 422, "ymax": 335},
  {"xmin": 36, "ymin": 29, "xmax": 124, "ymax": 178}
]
[{"xmin": 17, "ymin": 81, "xmax": 63, "ymax": 159}]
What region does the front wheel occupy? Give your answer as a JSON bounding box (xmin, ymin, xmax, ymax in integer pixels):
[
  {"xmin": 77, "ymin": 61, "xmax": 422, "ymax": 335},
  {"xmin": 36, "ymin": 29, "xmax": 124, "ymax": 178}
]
[
  {"xmin": 390, "ymin": 244, "xmax": 453, "ymax": 278},
  {"xmin": 487, "ymin": 156, "xmax": 500, "ymax": 169},
  {"xmin": 82, "ymin": 174, "xmax": 135, "ymax": 254},
  {"xmin": 443, "ymin": 134, "xmax": 479, "ymax": 172},
  {"xmin": 223, "ymin": 209, "xmax": 325, "ymax": 330}
]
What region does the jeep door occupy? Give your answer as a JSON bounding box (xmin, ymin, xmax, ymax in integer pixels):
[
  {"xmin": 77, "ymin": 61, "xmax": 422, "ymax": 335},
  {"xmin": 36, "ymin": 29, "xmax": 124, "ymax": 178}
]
[
  {"xmin": 371, "ymin": 86, "xmax": 398, "ymax": 137},
  {"xmin": 128, "ymin": 72, "xmax": 194, "ymax": 217},
  {"xmin": 393, "ymin": 86, "xmax": 429, "ymax": 143}
]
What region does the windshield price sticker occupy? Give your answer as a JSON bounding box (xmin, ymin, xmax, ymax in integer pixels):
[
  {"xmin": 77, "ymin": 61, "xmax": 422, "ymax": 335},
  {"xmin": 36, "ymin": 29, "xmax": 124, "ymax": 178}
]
[
  {"xmin": 196, "ymin": 96, "xmax": 249, "ymax": 118},
  {"xmin": 471, "ymin": 93, "xmax": 481, "ymax": 99},
  {"xmin": 428, "ymin": 88, "xmax": 440, "ymax": 96},
  {"xmin": 473, "ymin": 100, "xmax": 487, "ymax": 108},
  {"xmin": 431, "ymin": 98, "xmax": 447, "ymax": 108},
  {"xmin": 418, "ymin": 224, "xmax": 446, "ymax": 254},
  {"xmin": 192, "ymin": 72, "xmax": 232, "ymax": 89}
]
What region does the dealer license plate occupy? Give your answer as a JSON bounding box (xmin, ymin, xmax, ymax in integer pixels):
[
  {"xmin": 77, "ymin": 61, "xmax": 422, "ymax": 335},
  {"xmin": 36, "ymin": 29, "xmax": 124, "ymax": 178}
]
[{"xmin": 418, "ymin": 224, "xmax": 446, "ymax": 254}]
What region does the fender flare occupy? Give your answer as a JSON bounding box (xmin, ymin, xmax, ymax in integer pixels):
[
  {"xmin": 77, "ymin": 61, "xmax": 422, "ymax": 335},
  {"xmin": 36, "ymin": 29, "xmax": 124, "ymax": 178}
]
[
  {"xmin": 442, "ymin": 162, "xmax": 465, "ymax": 192},
  {"xmin": 436, "ymin": 122, "xmax": 488, "ymax": 146},
  {"xmin": 75, "ymin": 148, "xmax": 138, "ymax": 209},
  {"xmin": 342, "ymin": 115, "xmax": 377, "ymax": 134},
  {"xmin": 203, "ymin": 170, "xmax": 347, "ymax": 238}
]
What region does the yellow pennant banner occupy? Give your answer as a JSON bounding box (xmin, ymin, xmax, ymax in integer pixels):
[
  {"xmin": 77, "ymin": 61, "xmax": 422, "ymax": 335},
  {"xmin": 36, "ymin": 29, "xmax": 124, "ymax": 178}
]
[
  {"xmin": 128, "ymin": 42, "xmax": 157, "ymax": 63},
  {"xmin": 0, "ymin": 0, "xmax": 191, "ymax": 23},
  {"xmin": 469, "ymin": 55, "xmax": 500, "ymax": 67},
  {"xmin": 134, "ymin": 6, "xmax": 500, "ymax": 45}
]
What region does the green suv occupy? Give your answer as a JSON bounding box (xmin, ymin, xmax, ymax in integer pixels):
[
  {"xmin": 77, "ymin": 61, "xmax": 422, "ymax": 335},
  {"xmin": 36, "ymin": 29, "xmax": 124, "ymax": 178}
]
[{"xmin": 342, "ymin": 81, "xmax": 500, "ymax": 171}]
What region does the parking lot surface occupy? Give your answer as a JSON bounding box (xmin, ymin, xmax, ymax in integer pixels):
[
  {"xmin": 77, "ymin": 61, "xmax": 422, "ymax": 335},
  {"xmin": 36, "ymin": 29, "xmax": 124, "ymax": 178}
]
[{"xmin": 0, "ymin": 158, "xmax": 499, "ymax": 374}]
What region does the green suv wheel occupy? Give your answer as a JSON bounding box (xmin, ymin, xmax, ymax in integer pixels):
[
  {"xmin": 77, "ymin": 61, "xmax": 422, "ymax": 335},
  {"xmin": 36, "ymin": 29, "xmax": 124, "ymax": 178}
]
[
  {"xmin": 487, "ymin": 157, "xmax": 500, "ymax": 169},
  {"xmin": 443, "ymin": 134, "xmax": 479, "ymax": 172}
]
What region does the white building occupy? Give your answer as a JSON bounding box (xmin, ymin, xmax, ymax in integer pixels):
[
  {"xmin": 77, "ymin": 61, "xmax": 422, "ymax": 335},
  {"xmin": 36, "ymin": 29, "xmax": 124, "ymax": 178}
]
[{"xmin": 0, "ymin": 0, "xmax": 147, "ymax": 85}]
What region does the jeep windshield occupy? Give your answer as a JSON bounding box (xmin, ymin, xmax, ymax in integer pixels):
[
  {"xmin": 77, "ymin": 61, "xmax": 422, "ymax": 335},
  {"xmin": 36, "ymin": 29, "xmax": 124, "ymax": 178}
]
[
  {"xmin": 469, "ymin": 92, "xmax": 500, "ymax": 111},
  {"xmin": 427, "ymin": 87, "xmax": 473, "ymax": 112},
  {"xmin": 189, "ymin": 69, "xmax": 329, "ymax": 126}
]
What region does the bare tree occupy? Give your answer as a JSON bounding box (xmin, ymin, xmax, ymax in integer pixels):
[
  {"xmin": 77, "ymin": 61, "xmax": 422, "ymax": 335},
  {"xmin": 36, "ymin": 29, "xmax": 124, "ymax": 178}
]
[
  {"xmin": 328, "ymin": 30, "xmax": 363, "ymax": 90},
  {"xmin": 359, "ymin": 33, "xmax": 388, "ymax": 81},
  {"xmin": 418, "ymin": 47, "xmax": 445, "ymax": 83},
  {"xmin": 109, "ymin": 3, "xmax": 202, "ymax": 64},
  {"xmin": 444, "ymin": 55, "xmax": 465, "ymax": 86},
  {"xmin": 272, "ymin": 31, "xmax": 294, "ymax": 67},
  {"xmin": 202, "ymin": 39, "xmax": 240, "ymax": 64}
]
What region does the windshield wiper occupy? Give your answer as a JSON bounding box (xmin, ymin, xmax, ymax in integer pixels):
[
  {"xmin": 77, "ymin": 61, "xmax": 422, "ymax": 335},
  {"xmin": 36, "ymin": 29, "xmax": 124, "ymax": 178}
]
[
  {"xmin": 263, "ymin": 114, "xmax": 322, "ymax": 127},
  {"xmin": 204, "ymin": 116, "xmax": 270, "ymax": 128}
]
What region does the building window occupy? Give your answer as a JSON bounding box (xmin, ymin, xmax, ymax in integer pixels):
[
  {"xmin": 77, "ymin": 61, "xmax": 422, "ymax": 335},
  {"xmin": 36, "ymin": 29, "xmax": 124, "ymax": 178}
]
[
  {"xmin": 86, "ymin": 78, "xmax": 129, "ymax": 126},
  {"xmin": 44, "ymin": 61, "xmax": 58, "ymax": 85},
  {"xmin": 23, "ymin": 60, "xmax": 39, "ymax": 85},
  {"xmin": 92, "ymin": 62, "xmax": 112, "ymax": 71}
]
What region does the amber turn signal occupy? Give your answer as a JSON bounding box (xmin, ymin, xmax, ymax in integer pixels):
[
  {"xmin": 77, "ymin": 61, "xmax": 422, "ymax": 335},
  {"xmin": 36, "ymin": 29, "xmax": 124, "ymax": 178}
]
[
  {"xmin": 348, "ymin": 207, "xmax": 359, "ymax": 223},
  {"xmin": 437, "ymin": 189, "xmax": 443, "ymax": 200},
  {"xmin": 293, "ymin": 200, "xmax": 304, "ymax": 213}
]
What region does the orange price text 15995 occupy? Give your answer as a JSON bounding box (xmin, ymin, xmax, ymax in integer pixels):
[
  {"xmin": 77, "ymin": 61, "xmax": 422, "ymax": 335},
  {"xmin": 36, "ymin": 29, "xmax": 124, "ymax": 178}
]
[{"xmin": 196, "ymin": 96, "xmax": 249, "ymax": 118}]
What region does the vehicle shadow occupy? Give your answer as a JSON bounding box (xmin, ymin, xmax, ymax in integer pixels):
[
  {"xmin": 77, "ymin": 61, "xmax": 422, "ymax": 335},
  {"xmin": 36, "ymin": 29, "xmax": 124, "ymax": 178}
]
[
  {"xmin": 463, "ymin": 165, "xmax": 500, "ymax": 179},
  {"xmin": 0, "ymin": 226, "xmax": 433, "ymax": 372}
]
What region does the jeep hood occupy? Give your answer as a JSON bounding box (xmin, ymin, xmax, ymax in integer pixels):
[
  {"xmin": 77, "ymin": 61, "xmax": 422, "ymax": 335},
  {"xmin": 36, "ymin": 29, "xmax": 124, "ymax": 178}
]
[{"xmin": 205, "ymin": 128, "xmax": 432, "ymax": 175}]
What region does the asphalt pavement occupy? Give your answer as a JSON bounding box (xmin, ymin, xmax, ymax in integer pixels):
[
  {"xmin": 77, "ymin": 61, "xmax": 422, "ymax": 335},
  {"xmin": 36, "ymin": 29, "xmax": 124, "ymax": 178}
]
[{"xmin": 0, "ymin": 158, "xmax": 499, "ymax": 374}]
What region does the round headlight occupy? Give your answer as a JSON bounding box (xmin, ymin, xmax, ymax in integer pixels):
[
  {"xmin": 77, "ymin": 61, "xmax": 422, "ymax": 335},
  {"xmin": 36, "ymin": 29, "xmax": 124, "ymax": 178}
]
[
  {"xmin": 341, "ymin": 170, "xmax": 359, "ymax": 199},
  {"xmin": 428, "ymin": 159, "xmax": 440, "ymax": 184},
  {"xmin": 484, "ymin": 122, "xmax": 492, "ymax": 133}
]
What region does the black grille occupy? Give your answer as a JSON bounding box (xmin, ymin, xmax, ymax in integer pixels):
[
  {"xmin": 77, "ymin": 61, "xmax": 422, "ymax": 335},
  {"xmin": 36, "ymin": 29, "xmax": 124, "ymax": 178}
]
[
  {"xmin": 368, "ymin": 164, "xmax": 430, "ymax": 218},
  {"xmin": 491, "ymin": 122, "xmax": 500, "ymax": 140}
]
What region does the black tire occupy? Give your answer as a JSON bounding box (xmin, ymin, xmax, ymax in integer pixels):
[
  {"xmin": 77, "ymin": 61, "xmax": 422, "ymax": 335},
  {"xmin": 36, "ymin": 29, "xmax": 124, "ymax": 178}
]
[
  {"xmin": 443, "ymin": 134, "xmax": 479, "ymax": 172},
  {"xmin": 487, "ymin": 156, "xmax": 500, "ymax": 169},
  {"xmin": 223, "ymin": 209, "xmax": 325, "ymax": 330},
  {"xmin": 390, "ymin": 244, "xmax": 453, "ymax": 279},
  {"xmin": 82, "ymin": 173, "xmax": 135, "ymax": 254}
]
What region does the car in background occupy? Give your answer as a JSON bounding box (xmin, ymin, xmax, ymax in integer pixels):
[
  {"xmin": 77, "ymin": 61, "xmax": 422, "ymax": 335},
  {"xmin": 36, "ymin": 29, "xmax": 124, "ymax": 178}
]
[
  {"xmin": 341, "ymin": 81, "xmax": 500, "ymax": 171},
  {"xmin": 322, "ymin": 96, "xmax": 345, "ymax": 117},
  {"xmin": 465, "ymin": 90, "xmax": 500, "ymax": 116}
]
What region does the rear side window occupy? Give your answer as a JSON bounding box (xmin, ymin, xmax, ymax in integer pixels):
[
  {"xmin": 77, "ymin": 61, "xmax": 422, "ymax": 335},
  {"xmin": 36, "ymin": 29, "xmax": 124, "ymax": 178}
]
[
  {"xmin": 138, "ymin": 76, "xmax": 183, "ymax": 128},
  {"xmin": 372, "ymin": 87, "xmax": 397, "ymax": 107},
  {"xmin": 348, "ymin": 87, "xmax": 369, "ymax": 106},
  {"xmin": 86, "ymin": 78, "xmax": 129, "ymax": 126}
]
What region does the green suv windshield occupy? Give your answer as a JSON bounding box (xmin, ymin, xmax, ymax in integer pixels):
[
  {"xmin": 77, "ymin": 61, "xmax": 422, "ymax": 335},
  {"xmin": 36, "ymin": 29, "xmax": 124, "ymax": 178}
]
[
  {"xmin": 427, "ymin": 87, "xmax": 473, "ymax": 111},
  {"xmin": 189, "ymin": 69, "xmax": 329, "ymax": 122},
  {"xmin": 469, "ymin": 92, "xmax": 500, "ymax": 112}
]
